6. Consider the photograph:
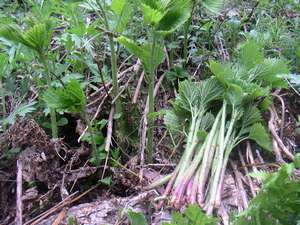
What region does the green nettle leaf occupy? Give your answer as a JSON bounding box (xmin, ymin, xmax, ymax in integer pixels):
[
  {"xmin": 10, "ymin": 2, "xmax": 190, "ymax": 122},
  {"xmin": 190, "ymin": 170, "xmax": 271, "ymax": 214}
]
[
  {"xmin": 0, "ymin": 25, "xmax": 29, "ymax": 47},
  {"xmin": 111, "ymin": 0, "xmax": 127, "ymax": 13},
  {"xmin": 0, "ymin": 53, "xmax": 8, "ymax": 76},
  {"xmin": 1, "ymin": 101, "xmax": 37, "ymax": 125},
  {"xmin": 127, "ymin": 210, "xmax": 148, "ymax": 225},
  {"xmin": 155, "ymin": 0, "xmax": 192, "ymax": 34},
  {"xmin": 202, "ymin": 0, "xmax": 225, "ymax": 14},
  {"xmin": 209, "ymin": 61, "xmax": 234, "ymax": 85},
  {"xmin": 117, "ymin": 36, "xmax": 165, "ymax": 73},
  {"xmin": 248, "ymin": 123, "xmax": 272, "ymax": 151},
  {"xmin": 233, "ymin": 157, "xmax": 300, "ymax": 225},
  {"xmin": 239, "ymin": 40, "xmax": 264, "ymax": 69},
  {"xmin": 111, "ymin": 0, "xmax": 133, "ymax": 33},
  {"xmin": 0, "ymin": 21, "xmax": 53, "ymax": 54},
  {"xmin": 24, "ymin": 22, "xmax": 53, "ymax": 53},
  {"xmin": 254, "ymin": 58, "xmax": 289, "ymax": 88},
  {"xmin": 142, "ymin": 3, "xmax": 164, "ymax": 25},
  {"xmin": 43, "ymin": 80, "xmax": 86, "ymax": 113},
  {"xmin": 163, "ymin": 205, "xmax": 218, "ymax": 225},
  {"xmin": 226, "ymin": 83, "xmax": 244, "ymax": 106},
  {"xmin": 139, "ymin": 0, "xmax": 160, "ymax": 10}
]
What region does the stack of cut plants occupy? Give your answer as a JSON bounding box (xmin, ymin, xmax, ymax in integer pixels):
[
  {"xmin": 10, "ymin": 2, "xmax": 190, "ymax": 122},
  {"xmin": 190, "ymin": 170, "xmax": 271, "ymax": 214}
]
[{"xmin": 0, "ymin": 0, "xmax": 300, "ymax": 225}]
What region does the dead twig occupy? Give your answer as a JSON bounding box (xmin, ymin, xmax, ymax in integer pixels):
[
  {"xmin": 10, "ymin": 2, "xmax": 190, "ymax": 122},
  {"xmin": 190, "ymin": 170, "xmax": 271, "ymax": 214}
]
[
  {"xmin": 139, "ymin": 74, "xmax": 166, "ymax": 180},
  {"xmin": 112, "ymin": 74, "xmax": 134, "ymax": 104},
  {"xmin": 118, "ymin": 54, "xmax": 133, "ymax": 73},
  {"xmin": 102, "ymin": 106, "xmax": 115, "ymax": 179},
  {"xmin": 24, "ymin": 192, "xmax": 78, "ymax": 225},
  {"xmin": 238, "ymin": 150, "xmax": 256, "ymax": 197},
  {"xmin": 51, "ymin": 208, "xmax": 68, "ymax": 225},
  {"xmin": 16, "ymin": 160, "xmax": 23, "ymax": 225},
  {"xmin": 90, "ymin": 64, "xmax": 137, "ymax": 98},
  {"xmin": 78, "ymin": 96, "xmax": 107, "ymax": 142},
  {"xmin": 26, "ymin": 184, "xmax": 100, "ymax": 225},
  {"xmin": 230, "ymin": 160, "xmax": 248, "ymax": 210},
  {"xmin": 272, "ymin": 93, "xmax": 286, "ymax": 140},
  {"xmin": 269, "ymin": 105, "xmax": 294, "ymax": 161},
  {"xmin": 132, "ymin": 72, "xmax": 145, "ymax": 104}
]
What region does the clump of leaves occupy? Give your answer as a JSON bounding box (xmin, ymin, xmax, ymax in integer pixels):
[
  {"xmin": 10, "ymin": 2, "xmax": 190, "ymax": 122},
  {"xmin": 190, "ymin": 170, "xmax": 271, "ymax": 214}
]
[
  {"xmin": 43, "ymin": 80, "xmax": 102, "ymax": 165},
  {"xmin": 233, "ymin": 154, "xmax": 300, "ymax": 225},
  {"xmin": 149, "ymin": 40, "xmax": 288, "ymax": 213},
  {"xmin": 126, "ymin": 205, "xmax": 218, "ymax": 225},
  {"xmin": 127, "ymin": 210, "xmax": 148, "ymax": 225},
  {"xmin": 164, "ymin": 205, "xmax": 218, "ymax": 225},
  {"xmin": 0, "ymin": 20, "xmax": 59, "ymax": 138},
  {"xmin": 43, "ymin": 80, "xmax": 86, "ymax": 114}
]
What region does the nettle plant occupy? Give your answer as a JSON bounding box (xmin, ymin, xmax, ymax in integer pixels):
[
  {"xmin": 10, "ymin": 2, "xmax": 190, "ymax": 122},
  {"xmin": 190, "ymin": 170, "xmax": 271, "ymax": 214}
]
[
  {"xmin": 149, "ymin": 40, "xmax": 289, "ymax": 213},
  {"xmin": 81, "ymin": 0, "xmax": 134, "ymax": 115},
  {"xmin": 118, "ymin": 0, "xmax": 192, "ymax": 162},
  {"xmin": 0, "ymin": 21, "xmax": 59, "ymax": 138},
  {"xmin": 43, "ymin": 79, "xmax": 105, "ymax": 165}
]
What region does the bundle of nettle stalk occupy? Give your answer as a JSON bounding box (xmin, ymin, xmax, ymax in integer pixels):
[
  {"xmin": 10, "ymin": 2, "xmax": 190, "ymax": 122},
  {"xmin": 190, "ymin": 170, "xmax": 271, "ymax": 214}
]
[{"xmin": 149, "ymin": 40, "xmax": 289, "ymax": 214}]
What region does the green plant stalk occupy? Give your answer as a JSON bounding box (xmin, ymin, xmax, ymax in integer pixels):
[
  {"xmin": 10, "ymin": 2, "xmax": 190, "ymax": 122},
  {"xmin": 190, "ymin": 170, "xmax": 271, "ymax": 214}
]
[
  {"xmin": 183, "ymin": 16, "xmax": 192, "ymax": 68},
  {"xmin": 193, "ymin": 123, "xmax": 219, "ymax": 203},
  {"xmin": 0, "ymin": 78, "xmax": 6, "ymax": 130},
  {"xmin": 97, "ymin": 1, "xmax": 121, "ymax": 113},
  {"xmin": 169, "ymin": 34, "xmax": 174, "ymax": 68},
  {"xmin": 182, "ymin": 1, "xmax": 196, "ymax": 68},
  {"xmin": 108, "ymin": 35, "xmax": 121, "ymax": 112},
  {"xmin": 40, "ymin": 54, "xmax": 58, "ymax": 138},
  {"xmin": 206, "ymin": 105, "xmax": 238, "ymax": 212},
  {"xmin": 82, "ymin": 112, "xmax": 98, "ymax": 163},
  {"xmin": 172, "ymin": 110, "xmax": 222, "ymax": 203},
  {"xmin": 174, "ymin": 110, "xmax": 203, "ymax": 187},
  {"xmin": 146, "ymin": 31, "xmax": 157, "ymax": 163}
]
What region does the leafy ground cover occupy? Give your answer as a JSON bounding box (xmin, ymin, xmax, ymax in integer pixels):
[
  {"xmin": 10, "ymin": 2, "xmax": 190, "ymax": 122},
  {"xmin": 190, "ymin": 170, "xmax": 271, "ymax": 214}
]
[{"xmin": 0, "ymin": 0, "xmax": 299, "ymax": 224}]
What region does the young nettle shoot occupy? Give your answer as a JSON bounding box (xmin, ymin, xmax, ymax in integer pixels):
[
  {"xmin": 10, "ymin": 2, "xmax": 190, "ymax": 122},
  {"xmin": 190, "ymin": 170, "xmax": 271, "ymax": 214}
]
[
  {"xmin": 0, "ymin": 21, "xmax": 58, "ymax": 138},
  {"xmin": 118, "ymin": 0, "xmax": 192, "ymax": 162},
  {"xmin": 43, "ymin": 80, "xmax": 99, "ymax": 163}
]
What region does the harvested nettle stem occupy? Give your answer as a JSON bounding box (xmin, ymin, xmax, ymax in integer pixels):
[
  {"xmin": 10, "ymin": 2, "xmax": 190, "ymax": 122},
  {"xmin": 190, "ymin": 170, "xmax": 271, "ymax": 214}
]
[{"xmin": 172, "ymin": 106, "xmax": 223, "ymax": 206}]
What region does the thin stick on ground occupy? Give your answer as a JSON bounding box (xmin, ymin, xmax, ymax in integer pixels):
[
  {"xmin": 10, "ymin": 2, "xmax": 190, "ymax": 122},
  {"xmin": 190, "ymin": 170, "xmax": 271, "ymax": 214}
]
[
  {"xmin": 238, "ymin": 149, "xmax": 256, "ymax": 197},
  {"xmin": 132, "ymin": 72, "xmax": 145, "ymax": 104},
  {"xmin": 140, "ymin": 74, "xmax": 166, "ymax": 179},
  {"xmin": 51, "ymin": 208, "xmax": 68, "ymax": 225},
  {"xmin": 16, "ymin": 160, "xmax": 23, "ymax": 225},
  {"xmin": 272, "ymin": 93, "xmax": 286, "ymax": 140},
  {"xmin": 25, "ymin": 184, "xmax": 100, "ymax": 225},
  {"xmin": 230, "ymin": 160, "xmax": 248, "ymax": 210},
  {"xmin": 246, "ymin": 142, "xmax": 259, "ymax": 174},
  {"xmin": 269, "ymin": 105, "xmax": 294, "ymax": 161},
  {"xmin": 102, "ymin": 106, "xmax": 115, "ymax": 179}
]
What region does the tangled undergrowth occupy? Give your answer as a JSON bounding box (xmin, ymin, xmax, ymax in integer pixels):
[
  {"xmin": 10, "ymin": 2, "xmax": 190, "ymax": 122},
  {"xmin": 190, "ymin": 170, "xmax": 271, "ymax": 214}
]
[{"xmin": 0, "ymin": 0, "xmax": 299, "ymax": 224}]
